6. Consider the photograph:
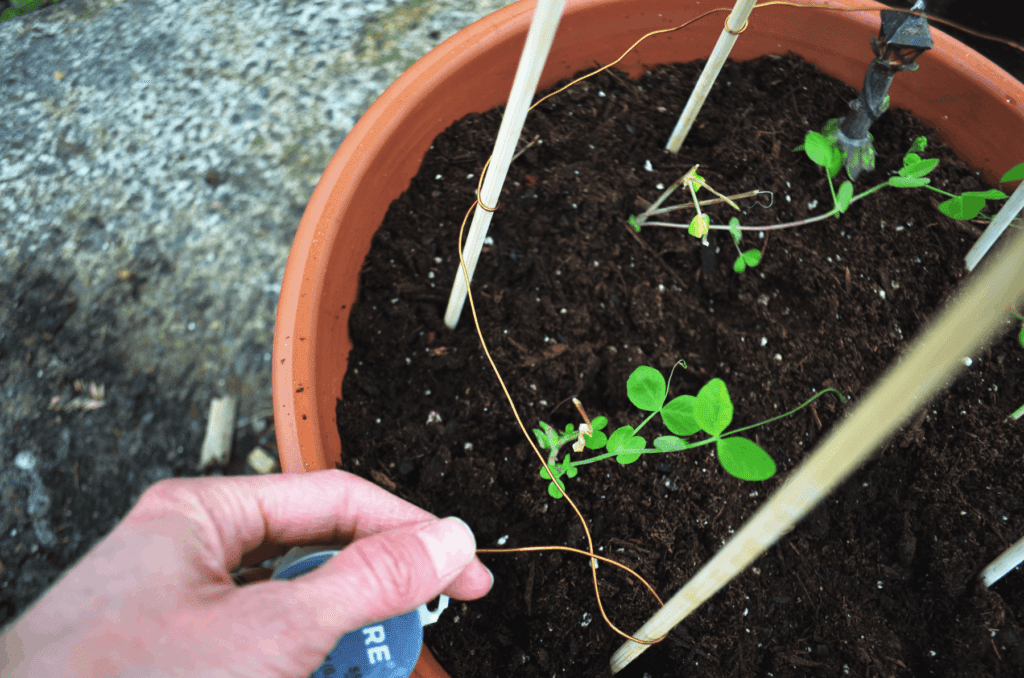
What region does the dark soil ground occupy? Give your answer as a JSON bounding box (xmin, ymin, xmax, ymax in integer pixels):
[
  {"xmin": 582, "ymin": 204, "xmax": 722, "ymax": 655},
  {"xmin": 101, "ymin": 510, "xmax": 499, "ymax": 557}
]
[{"xmin": 337, "ymin": 53, "xmax": 1024, "ymax": 678}]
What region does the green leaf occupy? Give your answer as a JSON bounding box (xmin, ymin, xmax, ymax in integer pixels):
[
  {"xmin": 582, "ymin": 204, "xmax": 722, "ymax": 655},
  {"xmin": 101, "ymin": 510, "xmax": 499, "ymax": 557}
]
[
  {"xmin": 742, "ymin": 249, "xmax": 762, "ymax": 267},
  {"xmin": 654, "ymin": 436, "xmax": 689, "ymax": 452},
  {"xmin": 584, "ymin": 415, "xmax": 609, "ymax": 448},
  {"xmin": 534, "ymin": 423, "xmax": 554, "ymax": 448},
  {"xmin": 898, "ymin": 157, "xmax": 939, "ymax": 178},
  {"xmin": 908, "ymin": 136, "xmax": 928, "ymax": 154},
  {"xmin": 836, "ymin": 181, "xmax": 853, "ymax": 213},
  {"xmin": 616, "ymin": 440, "xmax": 645, "ymax": 465},
  {"xmin": 548, "ymin": 479, "xmax": 564, "ymax": 499},
  {"xmin": 689, "ymin": 213, "xmax": 710, "ymax": 239},
  {"xmin": 716, "ymin": 436, "xmax": 777, "ymax": 481},
  {"xmin": 964, "ymin": 189, "xmax": 1008, "ymax": 200},
  {"xmin": 1019, "ymin": 325, "xmax": 1024, "ymax": 349},
  {"xmin": 888, "ymin": 176, "xmax": 931, "ymax": 189},
  {"xmin": 608, "ymin": 425, "xmax": 645, "ymax": 465},
  {"xmin": 583, "ymin": 427, "xmax": 608, "ymax": 450},
  {"xmin": 662, "ymin": 395, "xmax": 700, "ymax": 436},
  {"xmin": 562, "ymin": 454, "xmax": 578, "ymax": 478},
  {"xmin": 695, "ymin": 378, "xmax": 733, "ymax": 437},
  {"xmin": 902, "ymin": 152, "xmax": 921, "ymax": 167},
  {"xmin": 938, "ymin": 194, "xmax": 987, "ymax": 220},
  {"xmin": 728, "ymin": 219, "xmax": 741, "ymax": 244},
  {"xmin": 606, "ymin": 425, "xmax": 632, "ymax": 452},
  {"xmin": 792, "ymin": 143, "xmax": 805, "ymax": 153},
  {"xmin": 733, "ymin": 256, "xmax": 747, "ymax": 274},
  {"xmin": 828, "ymin": 149, "xmax": 845, "ymax": 179},
  {"xmin": 803, "ymin": 131, "xmax": 834, "ymax": 170},
  {"xmin": 1001, "ymin": 161, "xmax": 1024, "ymax": 183},
  {"xmin": 627, "ymin": 366, "xmax": 667, "ymax": 411},
  {"xmin": 629, "ymin": 214, "xmax": 641, "ymax": 232},
  {"xmin": 539, "ymin": 465, "xmax": 553, "ymax": 480}
]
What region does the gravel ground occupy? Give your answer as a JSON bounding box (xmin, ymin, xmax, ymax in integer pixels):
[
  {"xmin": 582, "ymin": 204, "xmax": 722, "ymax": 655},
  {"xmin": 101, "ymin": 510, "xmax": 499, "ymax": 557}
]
[
  {"xmin": 0, "ymin": 0, "xmax": 517, "ymax": 627},
  {"xmin": 0, "ymin": 0, "xmax": 1021, "ymax": 638}
]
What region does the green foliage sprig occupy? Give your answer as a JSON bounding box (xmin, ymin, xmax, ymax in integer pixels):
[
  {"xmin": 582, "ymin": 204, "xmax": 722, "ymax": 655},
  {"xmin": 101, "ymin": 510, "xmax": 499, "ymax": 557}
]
[
  {"xmin": 535, "ymin": 362, "xmax": 846, "ymax": 498},
  {"xmin": 629, "ymin": 125, "xmax": 1024, "ymax": 274}
]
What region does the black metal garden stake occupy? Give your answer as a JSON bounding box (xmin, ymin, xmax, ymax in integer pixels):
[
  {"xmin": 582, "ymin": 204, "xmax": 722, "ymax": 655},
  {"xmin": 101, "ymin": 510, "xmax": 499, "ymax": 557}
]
[{"xmin": 826, "ymin": 0, "xmax": 933, "ymax": 181}]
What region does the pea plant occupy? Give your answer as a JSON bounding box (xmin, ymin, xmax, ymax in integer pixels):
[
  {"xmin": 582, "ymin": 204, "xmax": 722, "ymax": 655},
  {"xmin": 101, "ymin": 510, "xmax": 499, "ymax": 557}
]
[
  {"xmin": 535, "ymin": 362, "xmax": 845, "ymax": 498},
  {"xmin": 627, "ymin": 166, "xmax": 769, "ymax": 274},
  {"xmin": 629, "ymin": 125, "xmax": 1024, "ymax": 273}
]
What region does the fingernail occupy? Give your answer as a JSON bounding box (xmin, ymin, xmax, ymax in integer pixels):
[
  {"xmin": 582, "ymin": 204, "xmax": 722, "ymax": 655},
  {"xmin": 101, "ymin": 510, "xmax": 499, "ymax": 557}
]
[{"xmin": 418, "ymin": 517, "xmax": 476, "ymax": 580}]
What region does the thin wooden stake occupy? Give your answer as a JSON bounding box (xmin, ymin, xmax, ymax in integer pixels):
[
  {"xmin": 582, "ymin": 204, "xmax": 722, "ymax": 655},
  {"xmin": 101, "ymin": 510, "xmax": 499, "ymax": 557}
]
[
  {"xmin": 964, "ymin": 180, "xmax": 1024, "ymax": 271},
  {"xmin": 665, "ymin": 0, "xmax": 758, "ymax": 153},
  {"xmin": 980, "ymin": 534, "xmax": 1024, "ymax": 587},
  {"xmin": 611, "ymin": 228, "xmax": 1024, "ymax": 673},
  {"xmin": 443, "ymin": 0, "xmax": 567, "ymax": 329}
]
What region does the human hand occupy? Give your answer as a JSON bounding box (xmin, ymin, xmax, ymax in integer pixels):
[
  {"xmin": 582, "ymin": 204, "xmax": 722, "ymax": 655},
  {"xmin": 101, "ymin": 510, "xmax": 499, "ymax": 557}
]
[{"xmin": 1, "ymin": 470, "xmax": 493, "ymax": 678}]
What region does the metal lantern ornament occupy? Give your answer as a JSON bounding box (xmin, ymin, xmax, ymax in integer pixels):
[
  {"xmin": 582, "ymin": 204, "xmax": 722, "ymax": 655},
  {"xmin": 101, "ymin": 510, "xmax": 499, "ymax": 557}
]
[{"xmin": 827, "ymin": 0, "xmax": 933, "ymax": 180}]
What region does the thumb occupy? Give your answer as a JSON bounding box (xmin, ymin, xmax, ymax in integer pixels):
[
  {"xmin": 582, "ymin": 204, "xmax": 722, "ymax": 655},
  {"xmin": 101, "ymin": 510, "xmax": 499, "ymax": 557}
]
[{"xmin": 290, "ymin": 516, "xmax": 477, "ymax": 632}]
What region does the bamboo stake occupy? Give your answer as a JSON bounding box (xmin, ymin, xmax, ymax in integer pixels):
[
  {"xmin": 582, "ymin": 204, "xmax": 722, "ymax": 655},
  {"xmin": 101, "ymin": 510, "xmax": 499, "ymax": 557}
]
[
  {"xmin": 980, "ymin": 534, "xmax": 1024, "ymax": 587},
  {"xmin": 443, "ymin": 0, "xmax": 567, "ymax": 329},
  {"xmin": 611, "ymin": 228, "xmax": 1024, "ymax": 673},
  {"xmin": 964, "ymin": 180, "xmax": 1024, "ymax": 271},
  {"xmin": 665, "ymin": 0, "xmax": 758, "ymax": 153}
]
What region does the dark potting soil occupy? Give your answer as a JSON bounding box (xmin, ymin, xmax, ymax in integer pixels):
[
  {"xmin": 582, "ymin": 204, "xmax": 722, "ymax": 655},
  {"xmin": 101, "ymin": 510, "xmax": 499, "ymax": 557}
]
[{"xmin": 336, "ymin": 53, "xmax": 1024, "ymax": 677}]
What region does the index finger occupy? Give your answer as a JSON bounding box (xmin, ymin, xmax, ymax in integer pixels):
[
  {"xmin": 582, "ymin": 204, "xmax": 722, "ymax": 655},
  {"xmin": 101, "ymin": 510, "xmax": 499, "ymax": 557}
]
[{"xmin": 130, "ymin": 470, "xmax": 455, "ymax": 569}]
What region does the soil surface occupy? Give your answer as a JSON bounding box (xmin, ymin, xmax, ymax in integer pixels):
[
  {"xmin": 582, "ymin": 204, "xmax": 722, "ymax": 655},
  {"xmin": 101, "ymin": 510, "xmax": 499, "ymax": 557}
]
[{"xmin": 337, "ymin": 53, "xmax": 1023, "ymax": 678}]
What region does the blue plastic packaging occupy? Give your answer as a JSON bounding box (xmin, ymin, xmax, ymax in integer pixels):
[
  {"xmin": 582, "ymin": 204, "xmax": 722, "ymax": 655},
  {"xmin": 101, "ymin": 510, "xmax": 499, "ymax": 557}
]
[{"xmin": 270, "ymin": 547, "xmax": 448, "ymax": 678}]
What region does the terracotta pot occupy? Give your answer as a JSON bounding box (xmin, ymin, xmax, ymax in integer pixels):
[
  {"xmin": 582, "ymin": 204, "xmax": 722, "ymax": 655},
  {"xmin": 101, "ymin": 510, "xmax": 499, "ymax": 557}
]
[{"xmin": 272, "ymin": 1, "xmax": 1024, "ymax": 675}]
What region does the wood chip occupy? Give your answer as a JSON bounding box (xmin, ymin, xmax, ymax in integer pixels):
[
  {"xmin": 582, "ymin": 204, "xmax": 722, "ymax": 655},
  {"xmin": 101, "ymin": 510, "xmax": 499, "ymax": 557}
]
[
  {"xmin": 199, "ymin": 396, "xmax": 237, "ymax": 470},
  {"xmin": 247, "ymin": 447, "xmax": 279, "ymax": 475}
]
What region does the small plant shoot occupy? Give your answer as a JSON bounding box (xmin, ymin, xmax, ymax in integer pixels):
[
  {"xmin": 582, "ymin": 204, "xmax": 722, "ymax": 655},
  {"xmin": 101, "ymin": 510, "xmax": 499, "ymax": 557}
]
[
  {"xmin": 629, "ymin": 130, "xmax": 1024, "ymax": 274},
  {"xmin": 535, "ymin": 362, "xmax": 845, "ymax": 498}
]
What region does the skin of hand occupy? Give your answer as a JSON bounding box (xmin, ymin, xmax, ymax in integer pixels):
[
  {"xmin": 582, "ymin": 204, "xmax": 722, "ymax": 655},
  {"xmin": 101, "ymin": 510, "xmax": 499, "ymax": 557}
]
[{"xmin": 0, "ymin": 469, "xmax": 493, "ymax": 678}]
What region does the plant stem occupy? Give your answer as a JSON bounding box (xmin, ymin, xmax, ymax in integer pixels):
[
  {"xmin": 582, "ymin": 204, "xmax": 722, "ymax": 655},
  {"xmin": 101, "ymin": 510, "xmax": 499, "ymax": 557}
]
[
  {"xmin": 722, "ymin": 388, "xmax": 846, "ymax": 437},
  {"xmin": 570, "ymin": 437, "xmax": 719, "ymax": 468},
  {"xmin": 568, "ymin": 388, "xmax": 846, "ymax": 468},
  {"xmin": 646, "ymin": 190, "xmax": 767, "ymax": 217},
  {"xmin": 642, "ymin": 183, "xmax": 890, "ymax": 232}
]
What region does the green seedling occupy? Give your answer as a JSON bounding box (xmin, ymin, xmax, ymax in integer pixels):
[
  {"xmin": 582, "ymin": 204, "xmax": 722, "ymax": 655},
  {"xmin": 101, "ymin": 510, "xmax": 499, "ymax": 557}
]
[
  {"xmin": 627, "ymin": 165, "xmax": 770, "ymax": 248},
  {"xmin": 536, "ymin": 362, "xmax": 845, "ymax": 498},
  {"xmin": 629, "ymin": 128, "xmax": 1024, "ymax": 273},
  {"xmin": 795, "ymin": 123, "xmax": 1024, "ymax": 227},
  {"xmin": 728, "ymin": 218, "xmax": 762, "ymax": 273},
  {"xmin": 1006, "ymin": 310, "xmax": 1024, "ymax": 423}
]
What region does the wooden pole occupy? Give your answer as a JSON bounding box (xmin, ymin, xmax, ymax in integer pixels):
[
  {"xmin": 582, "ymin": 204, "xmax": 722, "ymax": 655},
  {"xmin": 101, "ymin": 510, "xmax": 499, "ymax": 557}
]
[
  {"xmin": 443, "ymin": 0, "xmax": 568, "ymax": 329},
  {"xmin": 611, "ymin": 228, "xmax": 1024, "ymax": 673},
  {"xmin": 964, "ymin": 180, "xmax": 1024, "ymax": 271},
  {"xmin": 980, "ymin": 534, "xmax": 1024, "ymax": 587},
  {"xmin": 665, "ymin": 0, "xmax": 759, "ymax": 154}
]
